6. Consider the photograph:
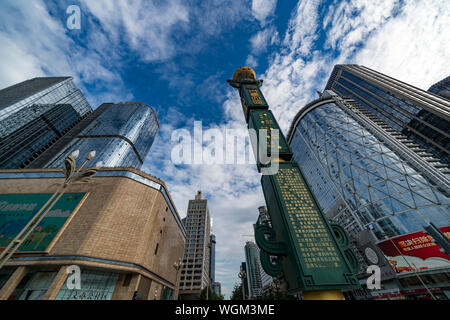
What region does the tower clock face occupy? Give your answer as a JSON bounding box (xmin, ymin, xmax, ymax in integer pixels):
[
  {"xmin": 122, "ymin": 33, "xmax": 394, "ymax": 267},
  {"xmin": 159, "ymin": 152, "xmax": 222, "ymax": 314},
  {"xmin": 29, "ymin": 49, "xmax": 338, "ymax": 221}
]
[{"xmin": 365, "ymin": 247, "xmax": 379, "ymax": 264}]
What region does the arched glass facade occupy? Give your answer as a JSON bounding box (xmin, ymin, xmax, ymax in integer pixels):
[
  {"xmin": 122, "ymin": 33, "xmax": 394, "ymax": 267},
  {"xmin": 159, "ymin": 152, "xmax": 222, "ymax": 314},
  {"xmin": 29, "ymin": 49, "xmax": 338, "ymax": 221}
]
[
  {"xmin": 45, "ymin": 102, "xmax": 159, "ymax": 169},
  {"xmin": 325, "ymin": 65, "xmax": 450, "ymax": 166},
  {"xmin": 289, "ymin": 100, "xmax": 450, "ymax": 242}
]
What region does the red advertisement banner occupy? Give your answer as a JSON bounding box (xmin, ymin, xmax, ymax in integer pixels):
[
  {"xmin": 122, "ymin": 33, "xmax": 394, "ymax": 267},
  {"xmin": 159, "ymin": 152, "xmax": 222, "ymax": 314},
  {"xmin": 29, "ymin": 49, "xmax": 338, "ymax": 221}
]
[{"xmin": 377, "ymin": 226, "xmax": 450, "ymax": 274}]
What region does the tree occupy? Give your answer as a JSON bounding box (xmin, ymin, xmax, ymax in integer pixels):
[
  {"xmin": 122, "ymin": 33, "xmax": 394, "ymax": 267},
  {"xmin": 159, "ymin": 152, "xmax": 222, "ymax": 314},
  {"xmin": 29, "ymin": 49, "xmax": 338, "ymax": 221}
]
[
  {"xmin": 200, "ymin": 286, "xmax": 224, "ymax": 300},
  {"xmin": 259, "ymin": 283, "xmax": 298, "ymax": 300},
  {"xmin": 230, "ymin": 282, "xmax": 243, "ymax": 300}
]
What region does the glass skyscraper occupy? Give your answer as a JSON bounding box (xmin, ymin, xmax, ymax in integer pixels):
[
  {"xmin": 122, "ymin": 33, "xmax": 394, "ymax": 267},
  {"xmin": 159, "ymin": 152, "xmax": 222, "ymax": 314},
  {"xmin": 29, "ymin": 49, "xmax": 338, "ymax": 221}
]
[
  {"xmin": 0, "ymin": 77, "xmax": 92, "ymax": 168},
  {"xmin": 325, "ymin": 65, "xmax": 450, "ymax": 166},
  {"xmin": 287, "ymin": 89, "xmax": 450, "ymax": 299},
  {"xmin": 428, "ymin": 76, "xmax": 450, "ymax": 100},
  {"xmin": 37, "ymin": 102, "xmax": 159, "ymax": 170},
  {"xmin": 244, "ymin": 241, "xmax": 263, "ymax": 299}
]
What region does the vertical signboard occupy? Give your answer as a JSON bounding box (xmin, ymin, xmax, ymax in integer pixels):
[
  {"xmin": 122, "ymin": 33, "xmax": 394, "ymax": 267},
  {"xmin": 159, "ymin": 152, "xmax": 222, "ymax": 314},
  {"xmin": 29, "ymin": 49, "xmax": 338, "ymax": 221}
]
[{"xmin": 262, "ymin": 162, "xmax": 359, "ymax": 290}]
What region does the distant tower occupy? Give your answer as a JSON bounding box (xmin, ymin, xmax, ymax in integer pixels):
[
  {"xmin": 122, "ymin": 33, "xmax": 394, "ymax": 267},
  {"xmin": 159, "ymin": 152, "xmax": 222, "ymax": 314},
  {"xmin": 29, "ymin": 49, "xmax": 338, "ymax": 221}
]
[
  {"xmin": 209, "ymin": 234, "xmax": 216, "ymax": 284},
  {"xmin": 179, "ymin": 191, "xmax": 212, "ymax": 299},
  {"xmin": 0, "ymin": 77, "xmax": 92, "ymax": 169},
  {"xmin": 244, "ymin": 241, "xmax": 262, "ymax": 299},
  {"xmin": 31, "ymin": 102, "xmax": 159, "ymax": 170},
  {"xmin": 212, "ymin": 282, "xmax": 221, "ymax": 296}
]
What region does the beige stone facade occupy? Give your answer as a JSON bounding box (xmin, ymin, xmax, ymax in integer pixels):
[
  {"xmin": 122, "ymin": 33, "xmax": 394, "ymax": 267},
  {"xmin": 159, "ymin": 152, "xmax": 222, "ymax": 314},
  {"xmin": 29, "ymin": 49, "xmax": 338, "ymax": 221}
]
[{"xmin": 0, "ymin": 168, "xmax": 186, "ymax": 300}]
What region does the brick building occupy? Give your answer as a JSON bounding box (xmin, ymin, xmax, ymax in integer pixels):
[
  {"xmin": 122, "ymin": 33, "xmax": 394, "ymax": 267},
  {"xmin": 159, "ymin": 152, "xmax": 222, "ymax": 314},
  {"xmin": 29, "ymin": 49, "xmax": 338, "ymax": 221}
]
[{"xmin": 0, "ymin": 168, "xmax": 186, "ymax": 300}]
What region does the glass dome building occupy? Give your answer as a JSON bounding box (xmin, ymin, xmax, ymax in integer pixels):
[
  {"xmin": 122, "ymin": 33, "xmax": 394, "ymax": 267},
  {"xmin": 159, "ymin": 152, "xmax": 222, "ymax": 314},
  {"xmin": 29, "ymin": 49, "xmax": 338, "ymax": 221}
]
[
  {"xmin": 287, "ymin": 91, "xmax": 450, "ymax": 242},
  {"xmin": 286, "ymin": 91, "xmax": 450, "ymax": 299}
]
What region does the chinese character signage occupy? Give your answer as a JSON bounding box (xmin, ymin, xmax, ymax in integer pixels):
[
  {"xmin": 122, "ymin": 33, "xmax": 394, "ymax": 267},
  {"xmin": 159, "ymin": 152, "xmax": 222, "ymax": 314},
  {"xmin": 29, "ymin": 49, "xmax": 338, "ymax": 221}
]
[
  {"xmin": 248, "ymin": 110, "xmax": 292, "ymax": 161},
  {"xmin": 0, "ymin": 193, "xmax": 86, "ymax": 252},
  {"xmin": 377, "ymin": 227, "xmax": 450, "ymax": 274},
  {"xmin": 262, "ymin": 162, "xmax": 359, "ymax": 290}
]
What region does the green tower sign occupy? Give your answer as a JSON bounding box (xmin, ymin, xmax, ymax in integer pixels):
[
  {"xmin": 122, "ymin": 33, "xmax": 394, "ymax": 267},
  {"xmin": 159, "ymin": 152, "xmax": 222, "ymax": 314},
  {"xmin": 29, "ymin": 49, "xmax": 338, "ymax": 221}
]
[{"xmin": 228, "ymin": 67, "xmax": 360, "ymax": 297}]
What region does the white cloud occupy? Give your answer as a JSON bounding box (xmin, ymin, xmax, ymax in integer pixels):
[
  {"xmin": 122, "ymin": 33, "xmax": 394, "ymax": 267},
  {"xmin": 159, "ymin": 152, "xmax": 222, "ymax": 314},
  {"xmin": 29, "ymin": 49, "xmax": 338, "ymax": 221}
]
[
  {"xmin": 250, "ymin": 0, "xmax": 450, "ymax": 134},
  {"xmin": 245, "ymin": 55, "xmax": 259, "ymax": 68},
  {"xmin": 282, "ymin": 0, "xmax": 321, "ymax": 55},
  {"xmin": 251, "ymin": 0, "xmax": 277, "ymax": 26},
  {"xmin": 81, "ymin": 0, "xmax": 189, "ymax": 63},
  {"xmin": 250, "ymin": 26, "xmax": 280, "ymax": 54},
  {"xmin": 353, "ymin": 0, "xmax": 450, "ymax": 89},
  {"xmin": 0, "ymin": 0, "xmax": 132, "ymax": 108}
]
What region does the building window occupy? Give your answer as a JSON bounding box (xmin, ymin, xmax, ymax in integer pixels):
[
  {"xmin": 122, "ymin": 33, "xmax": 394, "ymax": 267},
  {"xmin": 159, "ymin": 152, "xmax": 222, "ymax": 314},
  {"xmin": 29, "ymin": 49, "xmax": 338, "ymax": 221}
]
[
  {"xmin": 56, "ymin": 270, "xmax": 119, "ymax": 300},
  {"xmin": 123, "ymin": 274, "xmax": 132, "ymax": 287},
  {"xmin": 9, "ymin": 270, "xmax": 57, "ymax": 300}
]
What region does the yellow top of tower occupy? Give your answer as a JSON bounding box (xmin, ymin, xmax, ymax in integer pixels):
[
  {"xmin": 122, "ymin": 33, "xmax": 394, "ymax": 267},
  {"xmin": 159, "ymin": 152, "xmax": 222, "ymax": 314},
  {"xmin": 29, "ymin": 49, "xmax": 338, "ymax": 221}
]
[{"xmin": 232, "ymin": 66, "xmax": 256, "ymax": 82}]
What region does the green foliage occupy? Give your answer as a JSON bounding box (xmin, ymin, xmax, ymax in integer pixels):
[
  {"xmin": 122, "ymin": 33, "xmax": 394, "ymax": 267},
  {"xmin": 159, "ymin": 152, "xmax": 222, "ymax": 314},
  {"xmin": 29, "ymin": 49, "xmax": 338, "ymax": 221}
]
[
  {"xmin": 230, "ymin": 282, "xmax": 243, "ymax": 300},
  {"xmin": 200, "ymin": 286, "xmax": 224, "ymax": 300},
  {"xmin": 259, "ymin": 283, "xmax": 298, "ymax": 300}
]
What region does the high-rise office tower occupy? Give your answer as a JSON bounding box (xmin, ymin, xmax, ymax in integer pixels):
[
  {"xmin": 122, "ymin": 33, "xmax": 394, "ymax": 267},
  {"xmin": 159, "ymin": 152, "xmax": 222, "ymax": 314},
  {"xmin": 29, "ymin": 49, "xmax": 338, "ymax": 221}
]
[
  {"xmin": 244, "ymin": 241, "xmax": 262, "ymax": 299},
  {"xmin": 209, "ymin": 234, "xmax": 216, "ymax": 285},
  {"xmin": 325, "ymin": 65, "xmax": 450, "ymax": 166},
  {"xmin": 287, "ymin": 89, "xmax": 450, "ymax": 300},
  {"xmin": 0, "ymin": 77, "xmax": 92, "ymax": 168},
  {"xmin": 179, "ymin": 191, "xmax": 211, "ymax": 299},
  {"xmin": 29, "ymin": 102, "xmax": 159, "ymax": 170},
  {"xmin": 428, "ymin": 76, "xmax": 450, "ymax": 100}
]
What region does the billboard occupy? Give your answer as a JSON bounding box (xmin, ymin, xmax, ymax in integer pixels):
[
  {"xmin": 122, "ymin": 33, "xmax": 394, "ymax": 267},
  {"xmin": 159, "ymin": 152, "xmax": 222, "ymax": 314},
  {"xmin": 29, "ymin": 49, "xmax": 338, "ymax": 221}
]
[
  {"xmin": 0, "ymin": 193, "xmax": 86, "ymax": 252},
  {"xmin": 377, "ymin": 226, "xmax": 450, "ymax": 274}
]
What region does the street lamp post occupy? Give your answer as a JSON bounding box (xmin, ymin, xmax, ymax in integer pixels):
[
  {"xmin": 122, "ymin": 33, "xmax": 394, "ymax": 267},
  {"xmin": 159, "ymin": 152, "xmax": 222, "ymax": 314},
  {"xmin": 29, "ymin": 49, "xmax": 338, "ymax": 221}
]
[
  {"xmin": 238, "ymin": 268, "xmax": 246, "ymax": 300},
  {"xmin": 0, "ymin": 150, "xmax": 102, "ymax": 270},
  {"xmin": 173, "ymin": 257, "xmax": 183, "ymax": 300}
]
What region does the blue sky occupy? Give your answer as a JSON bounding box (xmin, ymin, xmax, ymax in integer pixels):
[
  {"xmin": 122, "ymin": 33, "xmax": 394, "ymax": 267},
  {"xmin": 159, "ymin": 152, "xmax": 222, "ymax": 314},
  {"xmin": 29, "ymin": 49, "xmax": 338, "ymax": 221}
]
[{"xmin": 0, "ymin": 0, "xmax": 449, "ymax": 298}]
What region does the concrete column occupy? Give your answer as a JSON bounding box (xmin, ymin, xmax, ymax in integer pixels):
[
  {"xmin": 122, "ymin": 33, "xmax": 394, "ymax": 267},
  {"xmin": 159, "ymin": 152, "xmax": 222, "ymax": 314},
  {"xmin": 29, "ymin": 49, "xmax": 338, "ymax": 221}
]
[
  {"xmin": 0, "ymin": 266, "xmax": 28, "ymax": 300},
  {"xmin": 42, "ymin": 265, "xmax": 69, "ymax": 300}
]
